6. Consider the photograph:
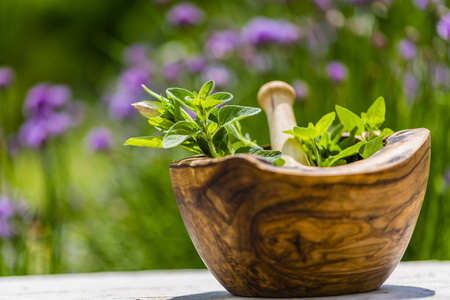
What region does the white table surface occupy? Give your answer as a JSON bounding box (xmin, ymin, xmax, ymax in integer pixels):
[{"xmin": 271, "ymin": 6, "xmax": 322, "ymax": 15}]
[{"xmin": 0, "ymin": 261, "xmax": 448, "ymax": 300}]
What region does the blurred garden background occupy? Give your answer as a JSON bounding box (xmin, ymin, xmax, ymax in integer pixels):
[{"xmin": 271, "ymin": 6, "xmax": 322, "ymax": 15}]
[{"xmin": 0, "ymin": 0, "xmax": 450, "ymax": 275}]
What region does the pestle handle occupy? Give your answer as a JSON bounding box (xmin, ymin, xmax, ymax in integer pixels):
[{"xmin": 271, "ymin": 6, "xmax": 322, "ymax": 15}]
[{"xmin": 257, "ymin": 81, "xmax": 308, "ymax": 167}]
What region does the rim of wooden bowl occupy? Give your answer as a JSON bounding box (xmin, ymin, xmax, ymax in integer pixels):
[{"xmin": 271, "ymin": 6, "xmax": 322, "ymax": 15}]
[{"xmin": 170, "ymin": 128, "xmax": 430, "ymax": 177}]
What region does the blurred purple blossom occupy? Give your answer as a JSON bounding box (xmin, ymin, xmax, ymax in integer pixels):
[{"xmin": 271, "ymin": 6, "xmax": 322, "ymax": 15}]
[
  {"xmin": 433, "ymin": 65, "xmax": 450, "ymax": 88},
  {"xmin": 120, "ymin": 67, "xmax": 151, "ymax": 91},
  {"xmin": 184, "ymin": 56, "xmax": 206, "ymax": 73},
  {"xmin": 108, "ymin": 87, "xmax": 139, "ymax": 119},
  {"xmin": 24, "ymin": 84, "xmax": 71, "ymax": 117},
  {"xmin": 242, "ymin": 18, "xmax": 301, "ymax": 45},
  {"xmin": 292, "ymin": 79, "xmax": 310, "ymax": 101},
  {"xmin": 123, "ymin": 44, "xmax": 150, "ymax": 67},
  {"xmin": 0, "ymin": 196, "xmax": 27, "ymax": 239},
  {"xmin": 404, "ymin": 73, "xmax": 418, "ymax": 101},
  {"xmin": 414, "ymin": 0, "xmax": 429, "ymax": 9},
  {"xmin": 437, "ymin": 13, "xmax": 450, "ymax": 40},
  {"xmin": 242, "ymin": 50, "xmax": 273, "ymax": 72},
  {"xmin": 202, "ymin": 65, "xmax": 232, "ymax": 88},
  {"xmin": 163, "ymin": 62, "xmax": 181, "ymax": 81},
  {"xmin": 185, "ymin": 107, "xmax": 196, "ymax": 119},
  {"xmin": 20, "ymin": 83, "xmax": 77, "ymax": 148},
  {"xmin": 0, "ymin": 197, "xmax": 14, "ymax": 219},
  {"xmin": 0, "ymin": 67, "xmax": 15, "ymax": 89},
  {"xmin": 398, "ymin": 39, "xmax": 417, "ymax": 60},
  {"xmin": 314, "ymin": 0, "xmax": 332, "ymax": 10},
  {"xmin": 327, "ymin": 61, "xmax": 348, "ymax": 82},
  {"xmin": 85, "ymin": 127, "xmax": 113, "ymax": 152},
  {"xmin": 207, "ymin": 31, "xmax": 240, "ymax": 59},
  {"xmin": 167, "ymin": 2, "xmax": 204, "ymax": 27}
]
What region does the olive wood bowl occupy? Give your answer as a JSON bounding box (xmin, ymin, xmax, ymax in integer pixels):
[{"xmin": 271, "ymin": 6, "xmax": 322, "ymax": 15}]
[
  {"xmin": 169, "ymin": 81, "xmax": 430, "ymax": 297},
  {"xmin": 169, "ymin": 128, "xmax": 430, "ymax": 298}
]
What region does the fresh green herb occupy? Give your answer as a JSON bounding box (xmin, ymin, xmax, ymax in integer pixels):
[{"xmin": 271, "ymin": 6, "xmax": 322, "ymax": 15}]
[
  {"xmin": 284, "ymin": 97, "xmax": 393, "ymax": 167},
  {"xmin": 124, "ymin": 80, "xmax": 283, "ymax": 164}
]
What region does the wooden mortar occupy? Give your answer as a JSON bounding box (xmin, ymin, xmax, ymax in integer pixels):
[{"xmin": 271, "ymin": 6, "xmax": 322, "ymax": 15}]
[{"xmin": 169, "ymin": 82, "xmax": 431, "ymax": 298}]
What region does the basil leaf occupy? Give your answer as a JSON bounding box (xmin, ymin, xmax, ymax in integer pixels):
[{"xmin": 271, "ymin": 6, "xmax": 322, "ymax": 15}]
[
  {"xmin": 289, "ymin": 127, "xmax": 318, "ymax": 140},
  {"xmin": 365, "ymin": 97, "xmax": 385, "ymax": 128},
  {"xmin": 336, "ymin": 105, "xmax": 365, "ymax": 136},
  {"xmin": 235, "ymin": 146, "xmax": 282, "ymax": 163},
  {"xmin": 162, "ymin": 121, "xmax": 200, "ymax": 148},
  {"xmin": 196, "ymin": 136, "xmax": 213, "ymax": 157},
  {"xmin": 166, "ymin": 88, "xmax": 195, "ymax": 102},
  {"xmin": 218, "ymin": 105, "xmax": 261, "ymax": 126},
  {"xmin": 148, "ymin": 117, "xmax": 174, "ymax": 132},
  {"xmin": 199, "ymin": 80, "xmax": 215, "ymax": 100},
  {"xmin": 235, "ymin": 146, "xmax": 263, "ymax": 154},
  {"xmin": 329, "ymin": 140, "xmax": 365, "ymax": 166},
  {"xmin": 359, "ymin": 136, "xmax": 383, "ymax": 159},
  {"xmin": 124, "ymin": 135, "xmax": 164, "ymax": 148},
  {"xmin": 131, "ymin": 101, "xmax": 163, "ymax": 119},
  {"xmin": 179, "ymin": 138, "xmax": 203, "ymax": 154},
  {"xmin": 315, "ymin": 112, "xmax": 336, "ymax": 136},
  {"xmin": 212, "ymin": 127, "xmax": 230, "ymax": 156}
]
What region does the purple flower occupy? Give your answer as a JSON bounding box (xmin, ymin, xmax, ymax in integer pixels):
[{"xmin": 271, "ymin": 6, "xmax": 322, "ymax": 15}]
[
  {"xmin": 327, "ymin": 61, "xmax": 348, "ymax": 82},
  {"xmin": 120, "ymin": 67, "xmax": 151, "ymax": 91},
  {"xmin": 398, "ymin": 39, "xmax": 417, "ymax": 60},
  {"xmin": 108, "ymin": 87, "xmax": 139, "ymax": 119},
  {"xmin": 0, "ymin": 67, "xmax": 15, "ymax": 89},
  {"xmin": 163, "ymin": 62, "xmax": 181, "ymax": 81},
  {"xmin": 0, "ymin": 220, "xmax": 11, "ymax": 238},
  {"xmin": 314, "ymin": 0, "xmax": 332, "ymax": 10},
  {"xmin": 123, "ymin": 44, "xmax": 150, "ymax": 66},
  {"xmin": 291, "ymin": 79, "xmax": 309, "ymax": 101},
  {"xmin": 0, "ymin": 197, "xmax": 14, "ymax": 219},
  {"xmin": 207, "ymin": 31, "xmax": 240, "ymax": 59},
  {"xmin": 202, "ymin": 65, "xmax": 232, "ymax": 88},
  {"xmin": 242, "ymin": 18, "xmax": 301, "ymax": 45},
  {"xmin": 19, "ymin": 118, "xmax": 48, "ymax": 148},
  {"xmin": 167, "ymin": 2, "xmax": 204, "ymax": 27},
  {"xmin": 85, "ymin": 127, "xmax": 113, "ymax": 152},
  {"xmin": 404, "ymin": 73, "xmax": 418, "ymax": 101},
  {"xmin": 184, "ymin": 56, "xmax": 206, "ymax": 73},
  {"xmin": 414, "ymin": 0, "xmax": 429, "ymax": 9},
  {"xmin": 24, "ymin": 84, "xmax": 71, "ymax": 117},
  {"xmin": 437, "ymin": 13, "xmax": 450, "ymax": 40},
  {"xmin": 433, "ymin": 65, "xmax": 450, "ymax": 88}
]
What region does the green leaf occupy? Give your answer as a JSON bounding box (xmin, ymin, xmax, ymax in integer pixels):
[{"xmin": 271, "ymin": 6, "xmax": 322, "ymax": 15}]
[
  {"xmin": 124, "ymin": 135, "xmax": 164, "ymax": 148},
  {"xmin": 329, "ymin": 140, "xmax": 365, "ymax": 166},
  {"xmin": 179, "ymin": 138, "xmax": 203, "ymax": 154},
  {"xmin": 199, "ymin": 80, "xmax": 215, "ymax": 100},
  {"xmin": 208, "ymin": 107, "xmax": 219, "ymax": 123},
  {"xmin": 218, "ymin": 105, "xmax": 261, "ymax": 126},
  {"xmin": 166, "ymin": 88, "xmax": 195, "ymax": 104},
  {"xmin": 212, "ymin": 127, "xmax": 230, "ymax": 156},
  {"xmin": 379, "ymin": 128, "xmax": 394, "ymax": 137},
  {"xmin": 235, "ymin": 146, "xmax": 282, "ymax": 163},
  {"xmin": 336, "ymin": 105, "xmax": 365, "ymax": 136},
  {"xmin": 148, "ymin": 117, "xmax": 175, "ymax": 132},
  {"xmin": 273, "ymin": 157, "xmax": 285, "ymax": 166},
  {"xmin": 196, "ymin": 136, "xmax": 213, "ymax": 157},
  {"xmin": 142, "ymin": 85, "xmax": 169, "ymax": 103},
  {"xmin": 365, "ymin": 97, "xmax": 385, "ymax": 128},
  {"xmin": 315, "ymin": 112, "xmax": 336, "ymax": 136},
  {"xmin": 162, "ymin": 121, "xmax": 200, "ymax": 148},
  {"xmin": 359, "ymin": 136, "xmax": 384, "ymax": 159},
  {"xmin": 288, "ymin": 127, "xmax": 318, "ymax": 140},
  {"xmin": 202, "ymin": 92, "xmax": 233, "ymax": 111},
  {"xmin": 235, "ymin": 146, "xmax": 263, "ymax": 154}
]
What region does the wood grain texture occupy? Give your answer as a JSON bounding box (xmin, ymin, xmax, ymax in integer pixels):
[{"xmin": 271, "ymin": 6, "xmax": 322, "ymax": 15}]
[{"xmin": 169, "ymin": 128, "xmax": 431, "ymax": 298}]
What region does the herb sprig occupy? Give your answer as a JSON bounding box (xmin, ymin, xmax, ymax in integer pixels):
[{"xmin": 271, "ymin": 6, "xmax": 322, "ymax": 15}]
[
  {"xmin": 284, "ymin": 97, "xmax": 394, "ymax": 167},
  {"xmin": 124, "ymin": 81, "xmax": 283, "ymax": 164}
]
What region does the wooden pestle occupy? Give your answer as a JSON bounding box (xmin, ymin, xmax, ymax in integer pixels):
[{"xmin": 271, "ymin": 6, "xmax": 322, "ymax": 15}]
[{"xmin": 257, "ymin": 81, "xmax": 308, "ymax": 167}]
